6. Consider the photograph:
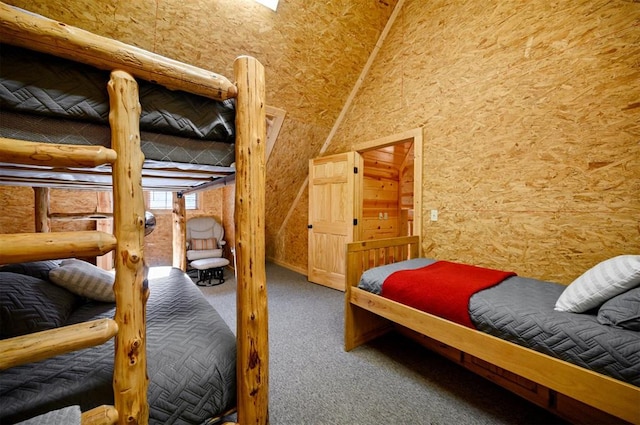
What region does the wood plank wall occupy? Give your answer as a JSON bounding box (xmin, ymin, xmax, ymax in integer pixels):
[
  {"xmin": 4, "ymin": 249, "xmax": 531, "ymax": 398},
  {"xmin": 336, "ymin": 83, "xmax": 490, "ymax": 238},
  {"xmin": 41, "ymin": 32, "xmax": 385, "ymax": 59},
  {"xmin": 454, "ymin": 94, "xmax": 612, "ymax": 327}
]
[
  {"xmin": 327, "ymin": 0, "xmax": 640, "ymax": 283},
  {"xmin": 360, "ymin": 142, "xmax": 415, "ymax": 240}
]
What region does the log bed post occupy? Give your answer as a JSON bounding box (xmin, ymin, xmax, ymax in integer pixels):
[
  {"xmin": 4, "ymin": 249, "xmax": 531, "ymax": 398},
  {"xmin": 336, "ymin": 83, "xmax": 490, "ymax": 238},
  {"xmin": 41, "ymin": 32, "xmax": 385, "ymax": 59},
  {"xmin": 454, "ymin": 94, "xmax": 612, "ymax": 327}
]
[
  {"xmin": 172, "ymin": 192, "xmax": 187, "ymax": 271},
  {"xmin": 108, "ymin": 70, "xmax": 149, "ymax": 425},
  {"xmin": 234, "ymin": 56, "xmax": 268, "ymax": 424},
  {"xmin": 34, "ymin": 187, "xmax": 50, "ymax": 232}
]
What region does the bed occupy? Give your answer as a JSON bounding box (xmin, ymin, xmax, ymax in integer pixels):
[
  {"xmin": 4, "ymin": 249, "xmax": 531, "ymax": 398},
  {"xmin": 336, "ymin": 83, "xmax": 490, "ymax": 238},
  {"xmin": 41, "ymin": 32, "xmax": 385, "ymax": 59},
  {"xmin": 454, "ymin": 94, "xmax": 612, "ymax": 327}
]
[
  {"xmin": 0, "ymin": 3, "xmax": 268, "ymax": 424},
  {"xmin": 345, "ymin": 236, "xmax": 640, "ymax": 424},
  {"xmin": 1, "ymin": 262, "xmax": 236, "ymax": 424}
]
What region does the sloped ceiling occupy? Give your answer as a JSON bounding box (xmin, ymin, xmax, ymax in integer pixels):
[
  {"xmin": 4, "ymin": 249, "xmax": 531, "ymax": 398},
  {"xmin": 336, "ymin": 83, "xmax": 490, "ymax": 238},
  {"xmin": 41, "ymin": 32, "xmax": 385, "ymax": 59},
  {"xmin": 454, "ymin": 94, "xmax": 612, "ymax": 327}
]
[{"xmin": 7, "ymin": 0, "xmax": 398, "ymax": 267}]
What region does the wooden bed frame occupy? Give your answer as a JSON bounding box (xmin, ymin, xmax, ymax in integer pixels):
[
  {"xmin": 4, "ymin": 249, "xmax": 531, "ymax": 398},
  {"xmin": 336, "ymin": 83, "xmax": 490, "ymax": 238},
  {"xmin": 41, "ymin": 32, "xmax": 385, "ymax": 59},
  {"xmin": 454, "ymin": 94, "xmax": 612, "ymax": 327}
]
[
  {"xmin": 0, "ymin": 3, "xmax": 268, "ymax": 425},
  {"xmin": 345, "ymin": 236, "xmax": 639, "ymax": 424}
]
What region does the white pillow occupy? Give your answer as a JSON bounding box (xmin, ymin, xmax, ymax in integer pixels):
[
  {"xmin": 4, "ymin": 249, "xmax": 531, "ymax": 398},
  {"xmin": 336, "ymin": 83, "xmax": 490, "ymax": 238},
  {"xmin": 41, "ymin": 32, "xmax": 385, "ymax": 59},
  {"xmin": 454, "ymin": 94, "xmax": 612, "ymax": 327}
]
[
  {"xmin": 49, "ymin": 260, "xmax": 115, "ymax": 302},
  {"xmin": 555, "ymin": 255, "xmax": 640, "ymax": 313}
]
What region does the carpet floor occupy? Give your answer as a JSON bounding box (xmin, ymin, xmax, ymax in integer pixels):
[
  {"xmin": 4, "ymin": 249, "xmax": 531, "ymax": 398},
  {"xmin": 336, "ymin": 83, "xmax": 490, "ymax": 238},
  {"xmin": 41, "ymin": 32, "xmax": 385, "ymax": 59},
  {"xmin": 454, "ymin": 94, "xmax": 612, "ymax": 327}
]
[{"xmin": 196, "ymin": 263, "xmax": 568, "ymax": 425}]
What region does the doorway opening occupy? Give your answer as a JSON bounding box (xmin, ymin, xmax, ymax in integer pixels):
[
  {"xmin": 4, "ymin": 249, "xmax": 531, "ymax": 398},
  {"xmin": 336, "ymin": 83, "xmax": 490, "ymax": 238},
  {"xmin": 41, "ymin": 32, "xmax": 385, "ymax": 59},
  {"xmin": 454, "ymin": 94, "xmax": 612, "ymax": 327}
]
[{"xmin": 354, "ymin": 127, "xmax": 423, "ymax": 242}]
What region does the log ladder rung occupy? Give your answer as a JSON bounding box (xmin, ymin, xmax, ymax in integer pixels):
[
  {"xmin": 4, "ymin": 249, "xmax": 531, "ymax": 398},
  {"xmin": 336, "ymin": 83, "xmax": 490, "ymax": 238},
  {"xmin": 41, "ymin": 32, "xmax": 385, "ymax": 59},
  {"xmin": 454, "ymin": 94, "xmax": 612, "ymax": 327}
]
[{"xmin": 0, "ymin": 138, "xmax": 117, "ymax": 168}]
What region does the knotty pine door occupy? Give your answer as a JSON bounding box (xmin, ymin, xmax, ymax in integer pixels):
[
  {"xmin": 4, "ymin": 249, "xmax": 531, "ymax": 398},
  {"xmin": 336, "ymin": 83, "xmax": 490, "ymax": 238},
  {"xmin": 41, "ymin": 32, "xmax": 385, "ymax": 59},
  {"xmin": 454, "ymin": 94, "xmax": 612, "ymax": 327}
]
[{"xmin": 308, "ymin": 152, "xmax": 363, "ymax": 291}]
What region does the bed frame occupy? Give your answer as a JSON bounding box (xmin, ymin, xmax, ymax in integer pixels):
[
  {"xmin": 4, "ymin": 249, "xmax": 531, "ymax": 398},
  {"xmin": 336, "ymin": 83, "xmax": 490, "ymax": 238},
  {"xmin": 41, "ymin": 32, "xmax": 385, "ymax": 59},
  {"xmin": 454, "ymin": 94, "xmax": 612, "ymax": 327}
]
[
  {"xmin": 345, "ymin": 236, "xmax": 639, "ymax": 424},
  {"xmin": 0, "ymin": 3, "xmax": 268, "ymax": 425}
]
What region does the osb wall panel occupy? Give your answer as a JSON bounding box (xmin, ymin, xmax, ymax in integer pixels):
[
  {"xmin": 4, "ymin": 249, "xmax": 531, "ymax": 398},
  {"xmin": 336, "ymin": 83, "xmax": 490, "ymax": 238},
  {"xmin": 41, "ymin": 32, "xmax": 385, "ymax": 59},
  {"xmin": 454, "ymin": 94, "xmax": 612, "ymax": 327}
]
[
  {"xmin": 0, "ymin": 187, "xmax": 34, "ymax": 233},
  {"xmin": 265, "ymin": 117, "xmax": 327, "ymax": 265},
  {"xmin": 0, "ymin": 187, "xmax": 97, "ymax": 234},
  {"xmin": 143, "ymin": 212, "xmax": 174, "ymax": 267},
  {"xmin": 268, "ymin": 187, "xmax": 309, "ymax": 274},
  {"xmin": 329, "ymin": 0, "xmax": 640, "ymax": 283},
  {"xmin": 7, "ymin": 0, "xmax": 397, "ymax": 271}
]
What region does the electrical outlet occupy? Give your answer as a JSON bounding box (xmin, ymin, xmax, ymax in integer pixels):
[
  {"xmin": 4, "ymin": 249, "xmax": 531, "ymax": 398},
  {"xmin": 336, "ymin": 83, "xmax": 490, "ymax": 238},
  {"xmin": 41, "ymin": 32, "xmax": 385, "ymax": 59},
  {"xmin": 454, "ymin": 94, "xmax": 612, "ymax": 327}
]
[
  {"xmin": 378, "ymin": 212, "xmax": 383, "ymax": 220},
  {"xmin": 430, "ymin": 209, "xmax": 438, "ymax": 221},
  {"xmin": 383, "ymin": 212, "xmax": 388, "ymax": 220}
]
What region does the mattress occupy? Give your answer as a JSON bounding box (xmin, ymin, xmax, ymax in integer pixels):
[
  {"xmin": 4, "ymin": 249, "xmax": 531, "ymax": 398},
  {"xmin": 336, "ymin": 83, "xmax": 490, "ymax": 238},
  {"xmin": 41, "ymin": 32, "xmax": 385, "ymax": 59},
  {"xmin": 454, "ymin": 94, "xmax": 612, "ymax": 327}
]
[
  {"xmin": 0, "ymin": 266, "xmax": 236, "ymax": 425},
  {"xmin": 0, "ymin": 44, "xmax": 236, "ymax": 166},
  {"xmin": 358, "ymin": 259, "xmax": 640, "ymax": 387}
]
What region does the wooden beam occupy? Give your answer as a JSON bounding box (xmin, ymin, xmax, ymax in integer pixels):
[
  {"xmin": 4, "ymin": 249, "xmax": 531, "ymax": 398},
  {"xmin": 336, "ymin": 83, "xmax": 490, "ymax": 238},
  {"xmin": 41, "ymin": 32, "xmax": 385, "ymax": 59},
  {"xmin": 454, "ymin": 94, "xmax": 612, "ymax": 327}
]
[
  {"xmin": 0, "ymin": 318, "xmax": 118, "ymax": 370},
  {"xmin": 0, "ymin": 231, "xmax": 116, "ymax": 263},
  {"xmin": 180, "ymin": 174, "xmax": 236, "ymax": 195},
  {"xmin": 0, "ymin": 3, "xmax": 236, "ymax": 101},
  {"xmin": 234, "ymin": 55, "xmax": 268, "ymax": 425},
  {"xmin": 108, "ymin": 70, "xmax": 149, "ymax": 425}
]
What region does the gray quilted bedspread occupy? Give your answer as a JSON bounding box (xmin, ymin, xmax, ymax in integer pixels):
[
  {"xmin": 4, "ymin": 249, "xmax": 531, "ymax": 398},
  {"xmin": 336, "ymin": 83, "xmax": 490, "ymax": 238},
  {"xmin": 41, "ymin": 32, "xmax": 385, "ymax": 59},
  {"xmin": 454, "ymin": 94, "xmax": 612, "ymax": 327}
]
[
  {"xmin": 470, "ymin": 276, "xmax": 640, "ymax": 386},
  {"xmin": 359, "ymin": 260, "xmax": 640, "ymax": 387},
  {"xmin": 0, "ymin": 110, "xmax": 236, "ymax": 167},
  {"xmin": 0, "ymin": 268, "xmax": 236, "ymax": 425},
  {"xmin": 0, "ymin": 44, "xmax": 236, "ymax": 166},
  {"xmin": 0, "ymin": 44, "xmax": 235, "ymax": 143}
]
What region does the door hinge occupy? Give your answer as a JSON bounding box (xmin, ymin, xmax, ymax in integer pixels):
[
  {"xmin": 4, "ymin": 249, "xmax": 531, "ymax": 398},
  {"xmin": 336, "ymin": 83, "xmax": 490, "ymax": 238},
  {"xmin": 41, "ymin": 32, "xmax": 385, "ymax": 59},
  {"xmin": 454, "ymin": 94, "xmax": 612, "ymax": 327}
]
[
  {"xmin": 307, "ymin": 224, "xmax": 313, "ymax": 229},
  {"xmin": 353, "ymin": 218, "xmax": 358, "ymax": 225},
  {"xmin": 354, "ymin": 167, "xmax": 358, "ymax": 174}
]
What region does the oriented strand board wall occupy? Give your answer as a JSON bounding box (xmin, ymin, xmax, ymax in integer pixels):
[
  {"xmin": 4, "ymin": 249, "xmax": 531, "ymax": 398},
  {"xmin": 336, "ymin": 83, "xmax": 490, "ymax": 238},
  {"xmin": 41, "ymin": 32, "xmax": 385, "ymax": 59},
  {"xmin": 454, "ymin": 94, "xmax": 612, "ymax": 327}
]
[
  {"xmin": 0, "ymin": 187, "xmax": 97, "ymax": 234},
  {"xmin": 328, "ymin": 1, "xmax": 640, "ymax": 283},
  {"xmin": 5, "ymin": 0, "xmax": 397, "ymax": 272}
]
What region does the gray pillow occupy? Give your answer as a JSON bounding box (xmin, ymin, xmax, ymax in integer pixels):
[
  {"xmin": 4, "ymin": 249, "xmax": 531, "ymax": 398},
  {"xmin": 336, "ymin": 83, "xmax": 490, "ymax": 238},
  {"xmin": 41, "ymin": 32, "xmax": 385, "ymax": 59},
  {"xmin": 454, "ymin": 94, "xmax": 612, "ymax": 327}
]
[
  {"xmin": 48, "ymin": 259, "xmax": 115, "ymax": 302},
  {"xmin": 597, "ymin": 287, "xmax": 640, "ymax": 331},
  {"xmin": 555, "ymin": 255, "xmax": 640, "ymax": 313},
  {"xmin": 0, "ymin": 272, "xmax": 80, "ymax": 338}
]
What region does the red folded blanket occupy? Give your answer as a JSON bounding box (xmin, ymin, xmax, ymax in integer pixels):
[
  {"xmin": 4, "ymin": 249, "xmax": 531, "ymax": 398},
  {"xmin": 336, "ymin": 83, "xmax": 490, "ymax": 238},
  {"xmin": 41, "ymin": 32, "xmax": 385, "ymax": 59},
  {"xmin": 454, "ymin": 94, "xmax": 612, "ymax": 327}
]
[{"xmin": 381, "ymin": 260, "xmax": 516, "ymax": 328}]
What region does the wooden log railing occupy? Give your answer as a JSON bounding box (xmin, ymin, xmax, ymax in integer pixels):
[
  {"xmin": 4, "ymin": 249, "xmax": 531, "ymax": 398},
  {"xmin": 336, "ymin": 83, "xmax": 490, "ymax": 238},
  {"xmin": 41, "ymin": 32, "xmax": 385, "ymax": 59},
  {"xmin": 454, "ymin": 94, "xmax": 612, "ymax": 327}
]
[
  {"xmin": 0, "ymin": 2, "xmax": 236, "ymax": 101},
  {"xmin": 1, "ymin": 3, "xmax": 269, "ymax": 424},
  {"xmin": 0, "ymin": 231, "xmax": 117, "ymax": 263},
  {"xmin": 108, "ymin": 69, "xmax": 149, "ymax": 425},
  {"xmin": 0, "ymin": 70, "xmax": 148, "ymax": 424},
  {"xmin": 34, "ymin": 187, "xmax": 50, "ymax": 232},
  {"xmin": 234, "ymin": 56, "xmax": 268, "ymax": 425},
  {"xmin": 0, "ymin": 319, "xmax": 119, "ymax": 370}
]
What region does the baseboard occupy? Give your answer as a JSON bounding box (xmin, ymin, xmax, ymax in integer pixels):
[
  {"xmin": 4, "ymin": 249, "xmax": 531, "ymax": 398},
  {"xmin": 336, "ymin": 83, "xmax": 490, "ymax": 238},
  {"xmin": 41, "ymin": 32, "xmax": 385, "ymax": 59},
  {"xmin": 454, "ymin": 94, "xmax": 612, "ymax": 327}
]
[{"xmin": 267, "ymin": 257, "xmax": 307, "ymax": 276}]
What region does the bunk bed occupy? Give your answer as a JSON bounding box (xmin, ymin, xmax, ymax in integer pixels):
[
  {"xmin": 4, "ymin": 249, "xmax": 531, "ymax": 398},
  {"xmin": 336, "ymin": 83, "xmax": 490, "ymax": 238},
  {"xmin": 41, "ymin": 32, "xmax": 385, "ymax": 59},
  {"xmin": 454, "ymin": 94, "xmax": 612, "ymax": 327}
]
[
  {"xmin": 0, "ymin": 3, "xmax": 268, "ymax": 425},
  {"xmin": 345, "ymin": 236, "xmax": 640, "ymax": 425}
]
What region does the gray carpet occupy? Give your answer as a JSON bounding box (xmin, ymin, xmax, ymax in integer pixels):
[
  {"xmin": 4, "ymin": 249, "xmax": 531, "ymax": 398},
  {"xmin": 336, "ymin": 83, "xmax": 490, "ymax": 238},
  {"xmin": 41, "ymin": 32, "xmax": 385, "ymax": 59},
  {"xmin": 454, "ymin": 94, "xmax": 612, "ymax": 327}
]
[{"xmin": 196, "ymin": 263, "xmax": 567, "ymax": 425}]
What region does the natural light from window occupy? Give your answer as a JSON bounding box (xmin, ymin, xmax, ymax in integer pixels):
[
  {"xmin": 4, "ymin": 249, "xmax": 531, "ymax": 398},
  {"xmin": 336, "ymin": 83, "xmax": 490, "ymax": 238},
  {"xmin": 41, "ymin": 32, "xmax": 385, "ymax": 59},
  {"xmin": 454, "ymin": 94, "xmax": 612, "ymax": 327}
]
[
  {"xmin": 149, "ymin": 191, "xmax": 198, "ymax": 210},
  {"xmin": 254, "ymin": 0, "xmax": 278, "ymax": 11}
]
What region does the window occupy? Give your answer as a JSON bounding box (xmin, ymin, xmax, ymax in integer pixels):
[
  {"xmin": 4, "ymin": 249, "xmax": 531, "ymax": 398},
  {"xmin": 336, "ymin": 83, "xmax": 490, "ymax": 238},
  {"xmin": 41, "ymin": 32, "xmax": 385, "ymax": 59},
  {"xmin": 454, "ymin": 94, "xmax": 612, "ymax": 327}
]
[
  {"xmin": 149, "ymin": 191, "xmax": 198, "ymax": 210},
  {"xmin": 254, "ymin": 0, "xmax": 278, "ymax": 11}
]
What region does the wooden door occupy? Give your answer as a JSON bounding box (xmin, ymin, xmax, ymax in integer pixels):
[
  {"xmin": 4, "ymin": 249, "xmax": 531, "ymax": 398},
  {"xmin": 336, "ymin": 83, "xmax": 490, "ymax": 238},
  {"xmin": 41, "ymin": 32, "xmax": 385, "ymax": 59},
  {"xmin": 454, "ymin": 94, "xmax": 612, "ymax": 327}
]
[{"xmin": 308, "ymin": 152, "xmax": 362, "ymax": 291}]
